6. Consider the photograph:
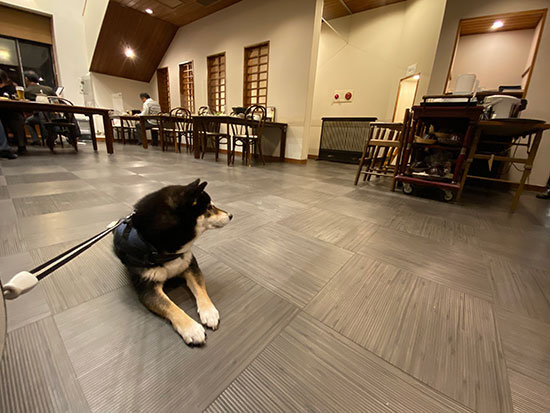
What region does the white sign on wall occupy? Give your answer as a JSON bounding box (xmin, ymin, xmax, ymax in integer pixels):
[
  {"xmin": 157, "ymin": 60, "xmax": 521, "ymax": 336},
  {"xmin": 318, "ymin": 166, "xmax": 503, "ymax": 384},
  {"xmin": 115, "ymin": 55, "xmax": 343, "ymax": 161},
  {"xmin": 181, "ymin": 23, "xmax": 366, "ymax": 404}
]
[{"xmin": 406, "ymin": 63, "xmax": 417, "ymax": 76}]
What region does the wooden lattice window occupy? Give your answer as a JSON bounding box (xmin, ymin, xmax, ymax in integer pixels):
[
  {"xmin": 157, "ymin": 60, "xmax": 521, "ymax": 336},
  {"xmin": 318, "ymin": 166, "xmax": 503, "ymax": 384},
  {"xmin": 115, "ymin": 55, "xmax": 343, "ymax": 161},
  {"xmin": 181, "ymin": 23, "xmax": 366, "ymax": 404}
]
[
  {"xmin": 243, "ymin": 42, "xmax": 269, "ymax": 106},
  {"xmin": 156, "ymin": 67, "xmax": 170, "ymax": 113},
  {"xmin": 207, "ymin": 52, "xmax": 226, "ymax": 113},
  {"xmin": 179, "ymin": 61, "xmax": 195, "ymax": 113}
]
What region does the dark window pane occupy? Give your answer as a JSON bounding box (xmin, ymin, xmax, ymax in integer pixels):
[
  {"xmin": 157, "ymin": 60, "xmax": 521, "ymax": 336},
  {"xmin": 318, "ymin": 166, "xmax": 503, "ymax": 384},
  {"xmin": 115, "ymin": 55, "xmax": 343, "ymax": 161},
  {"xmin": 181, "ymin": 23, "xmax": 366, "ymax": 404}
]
[{"xmin": 19, "ymin": 40, "xmax": 56, "ymax": 89}]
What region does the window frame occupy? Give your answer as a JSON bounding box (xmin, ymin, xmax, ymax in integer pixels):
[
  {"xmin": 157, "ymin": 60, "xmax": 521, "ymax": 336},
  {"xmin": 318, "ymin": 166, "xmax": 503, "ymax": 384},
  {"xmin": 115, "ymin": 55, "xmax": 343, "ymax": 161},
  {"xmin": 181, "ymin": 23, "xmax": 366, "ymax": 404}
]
[
  {"xmin": 0, "ymin": 34, "xmax": 57, "ymax": 88},
  {"xmin": 243, "ymin": 41, "xmax": 269, "ymax": 107},
  {"xmin": 207, "ymin": 52, "xmax": 226, "ymax": 114},
  {"xmin": 179, "ymin": 60, "xmax": 195, "ymax": 113}
]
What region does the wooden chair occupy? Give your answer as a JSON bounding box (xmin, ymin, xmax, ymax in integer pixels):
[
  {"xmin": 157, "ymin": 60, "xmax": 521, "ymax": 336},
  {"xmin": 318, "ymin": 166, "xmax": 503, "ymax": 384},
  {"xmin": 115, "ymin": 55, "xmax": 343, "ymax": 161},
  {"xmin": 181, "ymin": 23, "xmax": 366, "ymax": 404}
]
[
  {"xmin": 43, "ymin": 97, "xmax": 80, "ymax": 152},
  {"xmin": 230, "ymin": 105, "xmax": 267, "ymax": 167},
  {"xmin": 196, "ymin": 117, "xmax": 230, "ymax": 163},
  {"xmin": 354, "ymin": 109, "xmax": 410, "ymax": 187},
  {"xmin": 115, "ymin": 118, "xmax": 138, "ymax": 145},
  {"xmin": 169, "ymin": 107, "xmax": 193, "ymax": 152}
]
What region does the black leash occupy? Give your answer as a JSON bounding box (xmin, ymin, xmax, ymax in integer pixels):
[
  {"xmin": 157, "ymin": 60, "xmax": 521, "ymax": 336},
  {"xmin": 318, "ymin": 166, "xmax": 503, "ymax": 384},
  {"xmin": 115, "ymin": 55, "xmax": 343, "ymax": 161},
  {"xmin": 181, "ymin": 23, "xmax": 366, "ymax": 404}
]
[{"xmin": 2, "ymin": 213, "xmax": 134, "ymax": 299}]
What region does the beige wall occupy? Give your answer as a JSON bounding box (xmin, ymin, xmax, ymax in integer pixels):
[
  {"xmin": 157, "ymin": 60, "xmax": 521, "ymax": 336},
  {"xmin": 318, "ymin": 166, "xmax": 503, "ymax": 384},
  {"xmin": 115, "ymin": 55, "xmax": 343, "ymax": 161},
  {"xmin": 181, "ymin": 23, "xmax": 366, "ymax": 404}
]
[
  {"xmin": 309, "ymin": 0, "xmax": 446, "ymax": 155},
  {"xmin": 450, "ymin": 29, "xmax": 534, "ymax": 91},
  {"xmin": 156, "ymin": 0, "xmax": 321, "ymax": 160},
  {"xmin": 428, "ymin": 0, "xmax": 550, "ymax": 186},
  {"xmin": 91, "ymin": 73, "xmax": 150, "ymax": 113}
]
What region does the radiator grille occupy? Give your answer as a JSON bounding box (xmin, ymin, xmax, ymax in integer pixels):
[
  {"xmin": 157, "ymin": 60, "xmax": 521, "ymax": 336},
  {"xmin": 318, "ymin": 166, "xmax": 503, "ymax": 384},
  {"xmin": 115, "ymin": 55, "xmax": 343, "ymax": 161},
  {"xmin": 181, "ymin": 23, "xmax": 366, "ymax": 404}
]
[{"xmin": 318, "ymin": 117, "xmax": 377, "ymax": 164}]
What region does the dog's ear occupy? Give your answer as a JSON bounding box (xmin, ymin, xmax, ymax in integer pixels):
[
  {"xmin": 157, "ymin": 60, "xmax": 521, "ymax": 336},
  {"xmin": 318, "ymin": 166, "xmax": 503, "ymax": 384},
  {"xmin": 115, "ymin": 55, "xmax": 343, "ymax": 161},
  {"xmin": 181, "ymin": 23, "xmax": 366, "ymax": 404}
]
[
  {"xmin": 197, "ymin": 181, "xmax": 207, "ymax": 192},
  {"xmin": 188, "ymin": 178, "xmax": 200, "ymax": 188}
]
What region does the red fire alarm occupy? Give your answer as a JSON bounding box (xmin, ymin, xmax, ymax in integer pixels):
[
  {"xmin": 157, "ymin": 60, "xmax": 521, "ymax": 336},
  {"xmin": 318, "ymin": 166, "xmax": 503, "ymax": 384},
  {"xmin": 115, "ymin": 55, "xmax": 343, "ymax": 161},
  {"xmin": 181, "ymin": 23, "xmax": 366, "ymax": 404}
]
[{"xmin": 345, "ymin": 91, "xmax": 352, "ymax": 100}]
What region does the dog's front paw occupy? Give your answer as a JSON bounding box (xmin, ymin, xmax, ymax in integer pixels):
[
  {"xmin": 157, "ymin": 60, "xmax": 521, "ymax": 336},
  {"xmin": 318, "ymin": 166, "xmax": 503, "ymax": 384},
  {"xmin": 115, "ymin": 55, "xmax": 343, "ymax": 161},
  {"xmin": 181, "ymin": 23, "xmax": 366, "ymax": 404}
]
[
  {"xmin": 198, "ymin": 304, "xmax": 220, "ymax": 330},
  {"xmin": 174, "ymin": 319, "xmax": 206, "ymax": 346}
]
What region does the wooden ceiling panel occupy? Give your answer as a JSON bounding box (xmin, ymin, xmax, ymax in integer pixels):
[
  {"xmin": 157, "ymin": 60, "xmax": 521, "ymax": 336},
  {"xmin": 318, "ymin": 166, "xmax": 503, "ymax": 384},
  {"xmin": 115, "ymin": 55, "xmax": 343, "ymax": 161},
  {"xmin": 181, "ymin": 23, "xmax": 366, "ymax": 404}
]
[
  {"xmin": 90, "ymin": 1, "xmax": 178, "ymax": 82},
  {"xmin": 460, "ymin": 9, "xmax": 546, "ymax": 36},
  {"xmin": 323, "ymin": 0, "xmax": 351, "ymax": 20},
  {"xmin": 322, "ymin": 0, "xmax": 406, "ymax": 20},
  {"xmin": 115, "ymin": 0, "xmax": 242, "ymax": 27},
  {"xmin": 343, "ymin": 0, "xmax": 406, "ymax": 14}
]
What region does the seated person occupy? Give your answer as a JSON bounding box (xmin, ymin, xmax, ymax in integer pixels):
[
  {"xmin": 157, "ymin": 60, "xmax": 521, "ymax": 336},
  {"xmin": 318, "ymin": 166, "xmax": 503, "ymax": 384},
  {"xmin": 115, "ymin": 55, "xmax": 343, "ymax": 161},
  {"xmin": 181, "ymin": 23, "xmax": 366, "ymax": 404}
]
[
  {"xmin": 135, "ymin": 93, "xmax": 161, "ymax": 145},
  {"xmin": 24, "ymin": 70, "xmax": 57, "ymax": 146},
  {"xmin": 0, "ymin": 69, "xmax": 27, "ymax": 154},
  {"xmin": 24, "ymin": 70, "xmax": 56, "ymax": 100},
  {"xmin": 0, "ymin": 120, "xmax": 17, "ymax": 159}
]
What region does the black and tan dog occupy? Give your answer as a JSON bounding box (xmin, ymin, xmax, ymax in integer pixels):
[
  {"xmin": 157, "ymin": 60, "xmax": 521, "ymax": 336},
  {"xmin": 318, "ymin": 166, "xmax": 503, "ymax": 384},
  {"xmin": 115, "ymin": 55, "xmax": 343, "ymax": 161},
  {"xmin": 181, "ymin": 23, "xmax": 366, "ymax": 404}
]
[{"xmin": 113, "ymin": 179, "xmax": 232, "ymax": 346}]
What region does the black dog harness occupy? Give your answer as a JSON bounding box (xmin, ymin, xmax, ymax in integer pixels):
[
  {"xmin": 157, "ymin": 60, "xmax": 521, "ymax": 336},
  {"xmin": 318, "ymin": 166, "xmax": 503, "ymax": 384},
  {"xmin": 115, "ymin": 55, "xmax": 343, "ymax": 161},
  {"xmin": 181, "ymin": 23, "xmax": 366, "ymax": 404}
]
[{"xmin": 113, "ymin": 218, "xmax": 184, "ymax": 268}]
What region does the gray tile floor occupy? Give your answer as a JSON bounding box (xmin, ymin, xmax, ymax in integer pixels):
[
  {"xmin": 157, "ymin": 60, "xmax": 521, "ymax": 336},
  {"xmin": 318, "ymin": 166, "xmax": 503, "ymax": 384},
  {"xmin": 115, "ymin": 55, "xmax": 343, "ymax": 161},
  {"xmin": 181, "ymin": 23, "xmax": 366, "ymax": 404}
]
[{"xmin": 1, "ymin": 143, "xmax": 549, "ymax": 412}]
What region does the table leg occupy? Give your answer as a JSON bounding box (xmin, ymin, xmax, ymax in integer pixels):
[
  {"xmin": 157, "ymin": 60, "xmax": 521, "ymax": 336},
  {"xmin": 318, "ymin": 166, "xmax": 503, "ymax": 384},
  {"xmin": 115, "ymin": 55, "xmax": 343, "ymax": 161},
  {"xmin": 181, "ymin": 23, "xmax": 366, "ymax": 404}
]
[
  {"xmin": 88, "ymin": 115, "xmax": 97, "ymax": 151},
  {"xmin": 280, "ymin": 125, "xmax": 287, "ymax": 161},
  {"xmin": 139, "ymin": 117, "xmax": 148, "ymax": 149},
  {"xmin": 511, "ymin": 131, "xmax": 542, "ymax": 212},
  {"xmin": 120, "ymin": 121, "xmax": 126, "ymax": 144},
  {"xmin": 456, "ymin": 128, "xmax": 481, "ymax": 202},
  {"xmin": 453, "ymin": 119, "xmax": 477, "ymax": 182},
  {"xmin": 102, "ymin": 114, "xmax": 114, "ymax": 154},
  {"xmin": 159, "ymin": 120, "xmax": 165, "ymax": 151},
  {"xmin": 193, "ymin": 118, "xmax": 200, "ymax": 159}
]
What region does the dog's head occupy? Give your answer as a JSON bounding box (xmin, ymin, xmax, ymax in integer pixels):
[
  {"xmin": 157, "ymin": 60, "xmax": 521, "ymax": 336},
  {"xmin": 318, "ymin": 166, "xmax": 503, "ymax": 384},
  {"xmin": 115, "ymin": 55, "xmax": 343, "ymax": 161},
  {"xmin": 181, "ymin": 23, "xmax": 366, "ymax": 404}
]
[{"xmin": 131, "ymin": 179, "xmax": 232, "ymax": 252}]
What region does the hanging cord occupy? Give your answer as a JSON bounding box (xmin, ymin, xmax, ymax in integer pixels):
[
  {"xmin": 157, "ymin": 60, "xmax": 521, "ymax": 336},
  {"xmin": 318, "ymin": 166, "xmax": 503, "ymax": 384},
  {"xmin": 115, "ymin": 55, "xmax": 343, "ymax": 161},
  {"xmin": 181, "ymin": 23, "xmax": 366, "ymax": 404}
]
[{"xmin": 2, "ymin": 213, "xmax": 134, "ymax": 300}]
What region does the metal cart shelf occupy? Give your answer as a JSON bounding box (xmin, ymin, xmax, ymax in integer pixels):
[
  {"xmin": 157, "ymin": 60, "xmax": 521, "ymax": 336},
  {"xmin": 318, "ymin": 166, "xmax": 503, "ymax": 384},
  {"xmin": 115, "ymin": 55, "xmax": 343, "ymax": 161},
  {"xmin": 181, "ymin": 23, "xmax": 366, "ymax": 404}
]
[{"xmin": 394, "ymin": 104, "xmax": 484, "ymax": 200}]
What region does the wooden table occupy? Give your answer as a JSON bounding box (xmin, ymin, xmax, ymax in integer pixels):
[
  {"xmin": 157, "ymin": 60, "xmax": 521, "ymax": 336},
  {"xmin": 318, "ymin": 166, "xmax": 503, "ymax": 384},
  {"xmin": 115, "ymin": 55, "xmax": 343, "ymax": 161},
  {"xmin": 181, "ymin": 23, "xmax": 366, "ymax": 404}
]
[
  {"xmin": 457, "ymin": 119, "xmax": 550, "ymax": 212},
  {"xmin": 113, "ymin": 114, "xmax": 288, "ymax": 160},
  {"xmin": 0, "ymin": 99, "xmax": 114, "ymax": 154},
  {"xmin": 192, "ymin": 116, "xmax": 288, "ymax": 161}
]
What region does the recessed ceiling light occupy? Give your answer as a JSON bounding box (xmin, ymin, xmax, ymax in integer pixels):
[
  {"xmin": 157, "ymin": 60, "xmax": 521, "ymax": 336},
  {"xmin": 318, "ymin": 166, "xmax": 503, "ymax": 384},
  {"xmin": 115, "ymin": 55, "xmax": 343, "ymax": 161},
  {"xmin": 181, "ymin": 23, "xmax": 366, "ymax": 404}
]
[
  {"xmin": 145, "ymin": 8, "xmax": 153, "ymax": 14},
  {"xmin": 491, "ymin": 20, "xmax": 504, "ymax": 30},
  {"xmin": 124, "ymin": 47, "xmax": 135, "ymax": 58}
]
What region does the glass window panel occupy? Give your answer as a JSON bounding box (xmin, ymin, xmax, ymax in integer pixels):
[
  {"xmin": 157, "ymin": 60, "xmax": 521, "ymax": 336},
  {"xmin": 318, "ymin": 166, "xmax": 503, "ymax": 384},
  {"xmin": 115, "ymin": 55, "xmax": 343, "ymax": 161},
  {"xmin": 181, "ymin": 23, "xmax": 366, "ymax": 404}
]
[
  {"xmin": 0, "ymin": 37, "xmax": 18, "ymax": 66},
  {"xmin": 0, "ymin": 37, "xmax": 22, "ymax": 85},
  {"xmin": 259, "ymin": 80, "xmax": 267, "ymax": 88},
  {"xmin": 259, "ymin": 72, "xmax": 267, "ymax": 80},
  {"xmin": 260, "ymin": 64, "xmax": 268, "ymax": 72},
  {"xmin": 19, "ymin": 40, "xmax": 56, "ymax": 88},
  {"xmin": 259, "ymin": 56, "xmax": 268, "ymax": 64}
]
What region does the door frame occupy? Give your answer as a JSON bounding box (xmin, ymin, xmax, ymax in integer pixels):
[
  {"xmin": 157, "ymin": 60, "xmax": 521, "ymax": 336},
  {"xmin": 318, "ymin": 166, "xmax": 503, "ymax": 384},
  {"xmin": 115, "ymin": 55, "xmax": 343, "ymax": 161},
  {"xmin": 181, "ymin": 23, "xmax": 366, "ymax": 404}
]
[{"xmin": 392, "ymin": 73, "xmax": 420, "ymax": 123}]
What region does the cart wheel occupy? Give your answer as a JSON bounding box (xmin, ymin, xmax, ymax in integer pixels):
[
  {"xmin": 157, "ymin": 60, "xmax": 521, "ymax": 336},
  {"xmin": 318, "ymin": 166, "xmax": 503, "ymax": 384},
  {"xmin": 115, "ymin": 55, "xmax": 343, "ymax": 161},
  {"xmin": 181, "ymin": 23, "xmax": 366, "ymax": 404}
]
[
  {"xmin": 441, "ymin": 189, "xmax": 454, "ymax": 202},
  {"xmin": 402, "ymin": 183, "xmax": 414, "ymax": 195}
]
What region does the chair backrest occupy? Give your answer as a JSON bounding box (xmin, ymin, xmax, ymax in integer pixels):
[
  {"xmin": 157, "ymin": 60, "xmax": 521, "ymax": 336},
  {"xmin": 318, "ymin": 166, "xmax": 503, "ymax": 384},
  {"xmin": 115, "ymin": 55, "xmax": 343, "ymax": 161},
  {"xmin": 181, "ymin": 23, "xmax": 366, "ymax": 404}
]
[
  {"xmin": 170, "ymin": 107, "xmax": 192, "ymax": 118},
  {"xmin": 44, "ymin": 96, "xmax": 75, "ymax": 122},
  {"xmin": 198, "ymin": 106, "xmax": 211, "ymax": 116},
  {"xmin": 244, "ymin": 105, "xmax": 267, "ymax": 138},
  {"xmin": 47, "ymin": 96, "xmax": 74, "ymax": 106},
  {"xmin": 368, "ymin": 122, "xmax": 403, "ymax": 143}
]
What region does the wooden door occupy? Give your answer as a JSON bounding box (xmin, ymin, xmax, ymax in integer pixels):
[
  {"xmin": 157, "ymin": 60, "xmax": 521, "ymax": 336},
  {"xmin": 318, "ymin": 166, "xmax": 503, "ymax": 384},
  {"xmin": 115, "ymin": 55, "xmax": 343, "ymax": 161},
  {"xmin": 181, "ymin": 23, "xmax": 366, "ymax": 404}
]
[{"xmin": 156, "ymin": 67, "xmax": 170, "ymax": 112}]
